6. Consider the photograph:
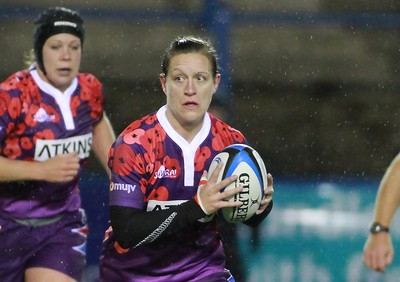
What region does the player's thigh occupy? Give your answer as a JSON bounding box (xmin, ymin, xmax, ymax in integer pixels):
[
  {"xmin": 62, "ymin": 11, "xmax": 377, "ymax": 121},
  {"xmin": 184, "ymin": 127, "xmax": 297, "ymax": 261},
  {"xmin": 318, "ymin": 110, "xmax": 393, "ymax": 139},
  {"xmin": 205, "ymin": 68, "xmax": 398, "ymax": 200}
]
[
  {"xmin": 0, "ymin": 214, "xmax": 32, "ymax": 282},
  {"xmin": 25, "ymin": 267, "xmax": 77, "ymax": 282},
  {"xmin": 26, "ymin": 210, "xmax": 87, "ymax": 281}
]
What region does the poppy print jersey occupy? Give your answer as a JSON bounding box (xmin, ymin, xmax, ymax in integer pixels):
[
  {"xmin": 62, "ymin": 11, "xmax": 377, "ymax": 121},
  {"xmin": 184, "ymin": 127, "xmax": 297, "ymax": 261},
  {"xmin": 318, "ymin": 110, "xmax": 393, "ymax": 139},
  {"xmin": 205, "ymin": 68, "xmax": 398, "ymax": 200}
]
[
  {"xmin": 103, "ymin": 105, "xmax": 246, "ymax": 281},
  {"xmin": 0, "ymin": 69, "xmax": 103, "ymax": 218}
]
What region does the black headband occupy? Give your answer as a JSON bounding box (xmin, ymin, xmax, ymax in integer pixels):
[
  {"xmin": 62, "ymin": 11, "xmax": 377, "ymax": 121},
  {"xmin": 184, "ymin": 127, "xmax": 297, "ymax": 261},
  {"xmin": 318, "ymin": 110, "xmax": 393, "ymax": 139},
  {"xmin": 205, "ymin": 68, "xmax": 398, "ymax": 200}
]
[{"xmin": 33, "ymin": 7, "xmax": 84, "ymax": 75}]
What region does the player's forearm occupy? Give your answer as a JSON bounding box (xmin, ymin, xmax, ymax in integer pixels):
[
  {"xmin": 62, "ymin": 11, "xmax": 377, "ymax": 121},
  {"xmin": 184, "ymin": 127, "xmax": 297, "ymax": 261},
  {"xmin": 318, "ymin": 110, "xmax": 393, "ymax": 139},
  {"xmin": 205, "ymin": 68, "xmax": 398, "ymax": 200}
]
[
  {"xmin": 0, "ymin": 156, "xmax": 43, "ymax": 182},
  {"xmin": 92, "ymin": 115, "xmax": 115, "ymax": 176},
  {"xmin": 373, "ymin": 155, "xmax": 400, "ymax": 226},
  {"xmin": 110, "ymin": 200, "xmax": 205, "ymax": 249}
]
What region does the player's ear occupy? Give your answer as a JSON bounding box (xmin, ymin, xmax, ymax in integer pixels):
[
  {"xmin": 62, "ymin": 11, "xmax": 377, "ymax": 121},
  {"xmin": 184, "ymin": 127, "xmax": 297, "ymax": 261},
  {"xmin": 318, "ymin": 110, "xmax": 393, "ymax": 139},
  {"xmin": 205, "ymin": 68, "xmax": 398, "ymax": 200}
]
[
  {"xmin": 212, "ymin": 74, "xmax": 221, "ymax": 94},
  {"xmin": 159, "ymin": 73, "xmax": 167, "ymax": 93}
]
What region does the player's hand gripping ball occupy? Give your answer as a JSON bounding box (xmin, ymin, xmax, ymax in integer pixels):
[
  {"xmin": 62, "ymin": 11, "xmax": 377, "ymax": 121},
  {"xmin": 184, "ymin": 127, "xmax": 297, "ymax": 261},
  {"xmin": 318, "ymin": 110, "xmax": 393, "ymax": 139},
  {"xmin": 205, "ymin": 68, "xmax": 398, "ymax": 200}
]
[{"xmin": 208, "ymin": 144, "xmax": 268, "ymax": 223}]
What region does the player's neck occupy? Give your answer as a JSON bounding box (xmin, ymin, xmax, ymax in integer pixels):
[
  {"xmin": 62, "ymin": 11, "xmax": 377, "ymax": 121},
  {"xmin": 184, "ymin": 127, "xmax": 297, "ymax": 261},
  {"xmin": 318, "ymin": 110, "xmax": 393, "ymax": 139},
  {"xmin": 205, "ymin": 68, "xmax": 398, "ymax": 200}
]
[{"xmin": 165, "ymin": 111, "xmax": 203, "ymax": 143}]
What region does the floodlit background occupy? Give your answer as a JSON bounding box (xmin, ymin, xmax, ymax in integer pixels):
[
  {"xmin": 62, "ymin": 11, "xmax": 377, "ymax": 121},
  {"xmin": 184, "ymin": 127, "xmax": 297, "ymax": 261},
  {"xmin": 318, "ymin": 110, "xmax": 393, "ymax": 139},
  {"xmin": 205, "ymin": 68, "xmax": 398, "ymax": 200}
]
[{"xmin": 2, "ymin": 1, "xmax": 400, "ymax": 281}]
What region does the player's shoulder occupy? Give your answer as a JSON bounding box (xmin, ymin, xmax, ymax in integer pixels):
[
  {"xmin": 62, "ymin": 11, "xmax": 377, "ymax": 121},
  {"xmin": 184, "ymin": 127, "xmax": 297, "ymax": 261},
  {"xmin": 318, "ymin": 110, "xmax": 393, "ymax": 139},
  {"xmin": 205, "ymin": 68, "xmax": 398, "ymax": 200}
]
[
  {"xmin": 209, "ymin": 113, "xmax": 245, "ymax": 140},
  {"xmin": 77, "ymin": 73, "xmax": 102, "ymax": 88},
  {"xmin": 119, "ymin": 112, "xmax": 160, "ymax": 139},
  {"xmin": 113, "ymin": 112, "xmax": 162, "ymax": 157},
  {"xmin": 0, "ymin": 70, "xmax": 31, "ymax": 91}
]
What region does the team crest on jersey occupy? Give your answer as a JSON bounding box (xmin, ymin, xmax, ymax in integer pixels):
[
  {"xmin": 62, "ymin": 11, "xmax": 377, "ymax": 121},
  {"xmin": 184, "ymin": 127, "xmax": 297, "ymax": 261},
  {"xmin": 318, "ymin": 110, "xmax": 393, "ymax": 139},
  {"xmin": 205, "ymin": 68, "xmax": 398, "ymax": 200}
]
[
  {"xmin": 33, "ymin": 108, "xmax": 56, "ymax": 122},
  {"xmin": 153, "ymin": 165, "xmax": 177, "ymax": 179}
]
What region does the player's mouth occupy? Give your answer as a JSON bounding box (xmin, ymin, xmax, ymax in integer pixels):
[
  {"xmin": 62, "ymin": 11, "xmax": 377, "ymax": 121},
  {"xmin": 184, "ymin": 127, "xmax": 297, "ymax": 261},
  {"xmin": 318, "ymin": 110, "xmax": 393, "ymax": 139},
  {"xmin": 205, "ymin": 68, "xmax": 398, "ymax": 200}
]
[
  {"xmin": 57, "ymin": 67, "xmax": 72, "ymax": 75},
  {"xmin": 183, "ymin": 101, "xmax": 199, "ymax": 108}
]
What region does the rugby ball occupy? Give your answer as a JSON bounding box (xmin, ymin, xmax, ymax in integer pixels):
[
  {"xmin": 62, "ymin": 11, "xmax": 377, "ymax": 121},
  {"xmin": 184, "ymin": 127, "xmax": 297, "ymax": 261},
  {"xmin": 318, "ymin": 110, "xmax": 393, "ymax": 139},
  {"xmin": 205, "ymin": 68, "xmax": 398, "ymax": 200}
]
[{"xmin": 208, "ymin": 144, "xmax": 268, "ymax": 223}]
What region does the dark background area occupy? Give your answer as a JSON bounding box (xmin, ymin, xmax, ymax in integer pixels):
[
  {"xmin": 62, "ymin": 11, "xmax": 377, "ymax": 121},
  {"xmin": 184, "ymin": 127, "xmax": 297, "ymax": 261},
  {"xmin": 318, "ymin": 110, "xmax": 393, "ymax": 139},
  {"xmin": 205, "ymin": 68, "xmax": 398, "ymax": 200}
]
[
  {"xmin": 2, "ymin": 1, "xmax": 400, "ymax": 179},
  {"xmin": 2, "ymin": 2, "xmax": 400, "ymax": 280}
]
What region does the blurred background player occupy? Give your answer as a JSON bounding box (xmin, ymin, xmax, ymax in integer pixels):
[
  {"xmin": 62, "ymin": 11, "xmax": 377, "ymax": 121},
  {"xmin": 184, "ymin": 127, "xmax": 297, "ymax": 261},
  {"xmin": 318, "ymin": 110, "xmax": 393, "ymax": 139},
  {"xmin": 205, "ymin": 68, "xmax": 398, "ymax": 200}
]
[
  {"xmin": 0, "ymin": 7, "xmax": 115, "ymax": 282},
  {"xmin": 99, "ymin": 35, "xmax": 273, "ymax": 281},
  {"xmin": 363, "ymin": 153, "xmax": 400, "ymax": 272}
]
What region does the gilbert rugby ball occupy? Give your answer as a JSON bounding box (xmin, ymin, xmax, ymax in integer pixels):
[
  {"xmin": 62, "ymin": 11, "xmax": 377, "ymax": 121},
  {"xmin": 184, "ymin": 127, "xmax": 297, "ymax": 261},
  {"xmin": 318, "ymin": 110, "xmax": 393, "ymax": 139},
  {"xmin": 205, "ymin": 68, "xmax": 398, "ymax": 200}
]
[{"xmin": 208, "ymin": 144, "xmax": 268, "ymax": 223}]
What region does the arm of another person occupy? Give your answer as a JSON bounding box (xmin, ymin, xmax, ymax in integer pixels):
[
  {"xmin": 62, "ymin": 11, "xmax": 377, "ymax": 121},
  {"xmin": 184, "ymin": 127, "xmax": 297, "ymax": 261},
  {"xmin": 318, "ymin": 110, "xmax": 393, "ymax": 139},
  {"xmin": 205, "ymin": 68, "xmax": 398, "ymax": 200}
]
[
  {"xmin": 91, "ymin": 114, "xmax": 115, "ymax": 177},
  {"xmin": 0, "ymin": 114, "xmax": 114, "ymax": 183},
  {"xmin": 0, "ymin": 84, "xmax": 88, "ymax": 182},
  {"xmin": 363, "ymin": 153, "xmax": 400, "ymax": 272},
  {"xmin": 0, "ymin": 154, "xmax": 80, "ymax": 183}
]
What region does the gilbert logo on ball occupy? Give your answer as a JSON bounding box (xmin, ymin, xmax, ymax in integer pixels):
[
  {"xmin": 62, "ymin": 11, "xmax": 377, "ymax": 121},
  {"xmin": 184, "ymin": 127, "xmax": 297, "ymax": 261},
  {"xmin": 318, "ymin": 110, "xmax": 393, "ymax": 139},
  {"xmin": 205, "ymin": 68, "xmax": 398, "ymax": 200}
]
[{"xmin": 208, "ymin": 144, "xmax": 268, "ymax": 223}]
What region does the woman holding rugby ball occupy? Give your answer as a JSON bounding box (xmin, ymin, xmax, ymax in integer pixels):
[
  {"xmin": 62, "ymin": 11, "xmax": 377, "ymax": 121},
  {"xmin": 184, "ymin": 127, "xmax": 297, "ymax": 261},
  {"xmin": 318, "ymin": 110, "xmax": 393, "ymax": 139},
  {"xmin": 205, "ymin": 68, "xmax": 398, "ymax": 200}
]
[{"xmin": 99, "ymin": 35, "xmax": 274, "ymax": 281}]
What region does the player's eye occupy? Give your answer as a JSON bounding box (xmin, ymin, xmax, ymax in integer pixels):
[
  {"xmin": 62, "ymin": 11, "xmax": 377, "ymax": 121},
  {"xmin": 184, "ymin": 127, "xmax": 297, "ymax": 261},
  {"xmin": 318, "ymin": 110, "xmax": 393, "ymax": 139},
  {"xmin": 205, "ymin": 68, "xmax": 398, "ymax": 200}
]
[
  {"xmin": 174, "ymin": 76, "xmax": 184, "ymax": 82},
  {"xmin": 71, "ymin": 44, "xmax": 81, "ymax": 51}
]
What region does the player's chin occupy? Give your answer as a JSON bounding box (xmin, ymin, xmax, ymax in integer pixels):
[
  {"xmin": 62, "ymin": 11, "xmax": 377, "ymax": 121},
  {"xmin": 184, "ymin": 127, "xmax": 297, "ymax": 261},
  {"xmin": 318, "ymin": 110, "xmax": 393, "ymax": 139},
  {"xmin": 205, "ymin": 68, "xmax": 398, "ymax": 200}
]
[{"xmin": 182, "ymin": 112, "xmax": 204, "ymax": 124}]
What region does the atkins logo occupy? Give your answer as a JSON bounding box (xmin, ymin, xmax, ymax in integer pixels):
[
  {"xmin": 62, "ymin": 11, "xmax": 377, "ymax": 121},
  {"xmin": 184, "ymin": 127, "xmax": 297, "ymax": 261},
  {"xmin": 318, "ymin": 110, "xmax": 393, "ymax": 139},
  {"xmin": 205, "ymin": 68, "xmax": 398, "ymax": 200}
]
[
  {"xmin": 153, "ymin": 165, "xmax": 177, "ymax": 179},
  {"xmin": 34, "ymin": 133, "xmax": 92, "ymax": 161}
]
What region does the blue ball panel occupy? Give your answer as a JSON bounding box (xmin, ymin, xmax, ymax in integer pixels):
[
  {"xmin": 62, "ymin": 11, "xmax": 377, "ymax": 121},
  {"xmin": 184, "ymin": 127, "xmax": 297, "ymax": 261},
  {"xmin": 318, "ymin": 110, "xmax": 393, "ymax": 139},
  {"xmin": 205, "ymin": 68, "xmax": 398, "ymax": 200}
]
[{"xmin": 225, "ymin": 150, "xmax": 263, "ymax": 188}]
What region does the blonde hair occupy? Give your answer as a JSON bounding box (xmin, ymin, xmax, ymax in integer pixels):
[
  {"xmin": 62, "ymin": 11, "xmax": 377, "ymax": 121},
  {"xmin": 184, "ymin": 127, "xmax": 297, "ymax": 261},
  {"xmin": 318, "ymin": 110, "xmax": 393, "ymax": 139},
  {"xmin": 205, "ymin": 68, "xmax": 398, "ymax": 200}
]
[{"xmin": 24, "ymin": 49, "xmax": 36, "ymax": 68}]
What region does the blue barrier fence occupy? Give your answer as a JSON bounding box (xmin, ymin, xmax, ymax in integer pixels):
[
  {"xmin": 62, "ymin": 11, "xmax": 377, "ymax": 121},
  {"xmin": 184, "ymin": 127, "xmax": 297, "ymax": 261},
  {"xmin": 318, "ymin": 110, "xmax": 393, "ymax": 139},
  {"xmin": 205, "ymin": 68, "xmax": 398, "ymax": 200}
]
[
  {"xmin": 80, "ymin": 173, "xmax": 400, "ymax": 282},
  {"xmin": 79, "ymin": 173, "xmax": 109, "ymax": 281}
]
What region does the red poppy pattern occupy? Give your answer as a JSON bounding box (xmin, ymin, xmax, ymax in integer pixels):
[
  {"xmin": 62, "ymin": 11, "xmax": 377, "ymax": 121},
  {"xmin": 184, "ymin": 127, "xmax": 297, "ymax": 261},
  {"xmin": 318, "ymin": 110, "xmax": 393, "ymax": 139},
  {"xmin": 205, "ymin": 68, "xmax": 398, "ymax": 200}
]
[
  {"xmin": 0, "ymin": 70, "xmax": 103, "ymax": 160},
  {"xmin": 0, "ymin": 69, "xmax": 104, "ymax": 218},
  {"xmin": 108, "ymin": 111, "xmax": 247, "ymax": 210}
]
